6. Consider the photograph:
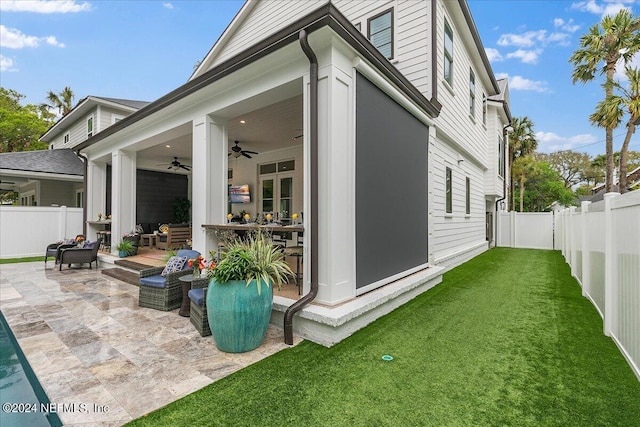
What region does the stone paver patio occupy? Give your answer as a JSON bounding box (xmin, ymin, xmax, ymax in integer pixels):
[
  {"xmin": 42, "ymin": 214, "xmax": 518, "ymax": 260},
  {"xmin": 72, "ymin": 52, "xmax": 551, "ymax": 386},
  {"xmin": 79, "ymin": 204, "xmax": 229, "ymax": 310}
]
[{"xmin": 0, "ymin": 261, "xmax": 300, "ymax": 426}]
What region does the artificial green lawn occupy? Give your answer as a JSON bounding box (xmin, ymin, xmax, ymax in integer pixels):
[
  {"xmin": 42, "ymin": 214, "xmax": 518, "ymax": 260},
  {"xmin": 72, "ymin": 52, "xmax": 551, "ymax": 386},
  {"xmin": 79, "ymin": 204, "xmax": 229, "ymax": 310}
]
[
  {"xmin": 0, "ymin": 256, "xmax": 45, "ymax": 264},
  {"xmin": 128, "ymin": 248, "xmax": 640, "ymax": 426}
]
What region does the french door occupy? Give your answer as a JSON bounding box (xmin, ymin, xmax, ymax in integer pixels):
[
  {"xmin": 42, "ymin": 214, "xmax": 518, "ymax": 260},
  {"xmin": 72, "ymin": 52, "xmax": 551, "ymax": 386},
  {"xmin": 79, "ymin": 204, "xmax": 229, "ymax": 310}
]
[{"xmin": 259, "ymin": 172, "xmax": 294, "ymax": 220}]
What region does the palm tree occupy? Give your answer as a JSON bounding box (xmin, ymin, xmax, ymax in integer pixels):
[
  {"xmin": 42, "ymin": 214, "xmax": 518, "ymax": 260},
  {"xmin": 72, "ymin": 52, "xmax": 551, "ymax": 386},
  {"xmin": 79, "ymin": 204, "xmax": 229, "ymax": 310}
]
[
  {"xmin": 509, "ymin": 116, "xmax": 538, "ymax": 210},
  {"xmin": 46, "ymin": 86, "xmax": 74, "ymax": 117},
  {"xmin": 570, "ymin": 9, "xmax": 640, "ymax": 193},
  {"xmin": 590, "ymin": 66, "xmax": 640, "ymax": 193},
  {"xmin": 511, "ymin": 155, "xmax": 538, "ymax": 212}
]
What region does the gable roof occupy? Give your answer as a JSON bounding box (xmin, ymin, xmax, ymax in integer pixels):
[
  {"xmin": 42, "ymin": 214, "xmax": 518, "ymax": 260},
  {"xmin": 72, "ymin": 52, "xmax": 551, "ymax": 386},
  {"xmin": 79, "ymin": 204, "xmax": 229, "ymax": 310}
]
[
  {"xmin": 40, "ymin": 96, "xmax": 150, "ymax": 142},
  {"xmin": 0, "ymin": 149, "xmax": 84, "ymax": 177},
  {"xmin": 74, "ymin": 3, "xmax": 441, "ymax": 152}
]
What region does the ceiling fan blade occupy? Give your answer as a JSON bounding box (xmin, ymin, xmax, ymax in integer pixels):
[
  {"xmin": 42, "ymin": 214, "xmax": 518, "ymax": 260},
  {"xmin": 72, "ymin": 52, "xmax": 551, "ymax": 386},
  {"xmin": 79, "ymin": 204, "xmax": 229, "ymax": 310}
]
[
  {"xmin": 228, "ymin": 152, "xmax": 232, "ymax": 156},
  {"xmin": 242, "ymin": 152, "xmax": 252, "ymax": 159},
  {"xmin": 244, "ymin": 150, "xmax": 258, "ymax": 155},
  {"xmin": 180, "ymin": 165, "xmax": 191, "ymax": 171},
  {"xmin": 167, "ymin": 166, "xmax": 173, "ymax": 170}
]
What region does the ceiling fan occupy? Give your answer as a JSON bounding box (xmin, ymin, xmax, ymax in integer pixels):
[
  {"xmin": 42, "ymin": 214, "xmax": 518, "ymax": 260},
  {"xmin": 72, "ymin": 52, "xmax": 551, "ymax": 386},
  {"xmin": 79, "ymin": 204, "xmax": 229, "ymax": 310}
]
[
  {"xmin": 159, "ymin": 157, "xmax": 191, "ymax": 171},
  {"xmin": 229, "ymin": 141, "xmax": 258, "ymax": 159}
]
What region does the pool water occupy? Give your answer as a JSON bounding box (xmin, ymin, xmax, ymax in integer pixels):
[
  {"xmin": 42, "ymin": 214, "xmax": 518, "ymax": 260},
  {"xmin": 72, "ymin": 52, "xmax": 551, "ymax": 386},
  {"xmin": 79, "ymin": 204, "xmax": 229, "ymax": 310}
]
[{"xmin": 0, "ymin": 311, "xmax": 62, "ymax": 427}]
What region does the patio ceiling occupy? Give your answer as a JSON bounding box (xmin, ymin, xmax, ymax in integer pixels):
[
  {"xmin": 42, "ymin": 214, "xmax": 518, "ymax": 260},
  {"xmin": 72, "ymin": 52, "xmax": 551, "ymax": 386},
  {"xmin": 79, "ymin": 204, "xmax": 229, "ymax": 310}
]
[{"xmin": 137, "ymin": 95, "xmax": 303, "ymax": 171}]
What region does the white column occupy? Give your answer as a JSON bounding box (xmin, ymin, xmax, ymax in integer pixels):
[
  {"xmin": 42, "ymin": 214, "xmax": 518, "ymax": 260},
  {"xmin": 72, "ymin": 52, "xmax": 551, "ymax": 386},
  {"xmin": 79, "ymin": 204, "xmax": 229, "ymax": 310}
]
[
  {"xmin": 192, "ymin": 115, "xmax": 227, "ymax": 258},
  {"xmin": 580, "ymin": 201, "xmax": 591, "ymax": 297},
  {"xmin": 313, "ymin": 48, "xmax": 356, "ymax": 305},
  {"xmin": 111, "ymin": 150, "xmax": 137, "ymax": 253},
  {"xmin": 87, "ymin": 161, "xmax": 107, "ymax": 241},
  {"xmin": 603, "ymin": 192, "xmax": 619, "ymax": 337}
]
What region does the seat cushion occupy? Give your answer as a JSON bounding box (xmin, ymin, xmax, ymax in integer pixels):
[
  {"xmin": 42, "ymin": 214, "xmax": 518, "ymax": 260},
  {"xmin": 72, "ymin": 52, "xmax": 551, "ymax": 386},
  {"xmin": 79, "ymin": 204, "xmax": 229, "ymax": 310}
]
[
  {"xmin": 140, "ymin": 275, "xmax": 168, "ymax": 288},
  {"xmin": 161, "ymin": 256, "xmax": 187, "ymax": 276},
  {"xmin": 188, "ymin": 288, "xmax": 205, "ymax": 306}
]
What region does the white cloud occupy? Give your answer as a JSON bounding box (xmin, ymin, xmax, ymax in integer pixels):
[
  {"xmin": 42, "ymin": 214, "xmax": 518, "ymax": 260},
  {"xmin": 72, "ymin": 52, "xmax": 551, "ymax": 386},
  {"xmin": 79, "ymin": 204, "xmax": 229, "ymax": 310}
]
[
  {"xmin": 554, "ymin": 18, "xmax": 580, "ymax": 33},
  {"xmin": 535, "ymin": 131, "xmax": 599, "ymax": 153},
  {"xmin": 163, "ymin": 2, "xmax": 174, "ymax": 9},
  {"xmin": 506, "ymin": 49, "xmax": 542, "ymax": 64},
  {"xmin": 485, "ymin": 48, "xmax": 503, "ymax": 62},
  {"xmin": 497, "ymin": 73, "xmax": 550, "ymax": 92},
  {"xmin": 571, "ymin": 1, "xmax": 630, "ymax": 17},
  {"xmin": 0, "ymin": 54, "xmax": 16, "ymax": 72},
  {"xmin": 498, "ymin": 30, "xmax": 547, "ymax": 47},
  {"xmin": 0, "ymin": 0, "xmax": 91, "ymax": 13},
  {"xmin": 0, "ymin": 25, "xmax": 65, "ymax": 49}
]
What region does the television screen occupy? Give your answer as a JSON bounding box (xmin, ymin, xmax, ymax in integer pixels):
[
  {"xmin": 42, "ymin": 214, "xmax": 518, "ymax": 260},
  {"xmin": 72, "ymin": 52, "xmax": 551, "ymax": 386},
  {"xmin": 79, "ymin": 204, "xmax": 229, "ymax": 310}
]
[{"xmin": 230, "ymin": 184, "xmax": 250, "ymax": 203}]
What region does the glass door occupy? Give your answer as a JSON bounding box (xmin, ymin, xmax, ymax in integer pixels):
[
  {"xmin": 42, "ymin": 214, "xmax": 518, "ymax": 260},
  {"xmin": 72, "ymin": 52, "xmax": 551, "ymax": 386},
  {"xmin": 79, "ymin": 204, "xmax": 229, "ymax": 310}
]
[{"xmin": 259, "ymin": 172, "xmax": 294, "ymax": 221}]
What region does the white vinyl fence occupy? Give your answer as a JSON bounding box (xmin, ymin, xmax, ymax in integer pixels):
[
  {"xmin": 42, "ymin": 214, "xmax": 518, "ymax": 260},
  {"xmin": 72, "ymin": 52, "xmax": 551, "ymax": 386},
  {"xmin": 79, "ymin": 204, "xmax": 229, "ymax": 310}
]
[
  {"xmin": 496, "ymin": 211, "xmax": 555, "ymax": 250},
  {"xmin": 0, "ymin": 206, "xmax": 83, "ymax": 259},
  {"xmin": 557, "ymin": 192, "xmax": 640, "ymax": 381}
]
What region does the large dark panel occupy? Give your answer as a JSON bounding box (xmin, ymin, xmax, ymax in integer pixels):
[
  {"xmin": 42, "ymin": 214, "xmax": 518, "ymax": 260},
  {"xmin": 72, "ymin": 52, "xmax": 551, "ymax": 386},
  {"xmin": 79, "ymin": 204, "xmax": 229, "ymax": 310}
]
[
  {"xmin": 356, "ymin": 72, "xmax": 429, "ymax": 290},
  {"xmin": 136, "ymin": 170, "xmax": 188, "ymax": 225}
]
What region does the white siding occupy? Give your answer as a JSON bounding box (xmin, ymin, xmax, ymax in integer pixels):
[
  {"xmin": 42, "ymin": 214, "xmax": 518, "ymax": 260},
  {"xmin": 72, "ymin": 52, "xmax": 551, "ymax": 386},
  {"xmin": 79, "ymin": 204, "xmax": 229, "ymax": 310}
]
[
  {"xmin": 433, "ymin": 1, "xmax": 493, "ymax": 168},
  {"xmin": 206, "ymin": 1, "xmax": 431, "ymax": 96},
  {"xmin": 431, "ymin": 138, "xmax": 486, "ymax": 261},
  {"xmin": 49, "ymin": 108, "xmax": 98, "ymax": 149}
]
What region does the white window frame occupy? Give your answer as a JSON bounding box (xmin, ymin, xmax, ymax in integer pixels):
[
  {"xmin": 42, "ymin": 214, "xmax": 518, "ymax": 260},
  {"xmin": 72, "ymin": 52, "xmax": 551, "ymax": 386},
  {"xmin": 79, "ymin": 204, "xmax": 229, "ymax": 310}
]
[
  {"xmin": 444, "ymin": 20, "xmax": 454, "ymax": 86},
  {"xmin": 75, "ymin": 189, "xmax": 84, "ymax": 208},
  {"xmin": 63, "ymin": 132, "xmax": 70, "ymax": 144},
  {"xmin": 87, "ymin": 116, "xmax": 93, "ymax": 138},
  {"xmin": 445, "ymin": 167, "xmax": 452, "ymax": 214},
  {"xmin": 465, "ymin": 177, "xmax": 471, "ymax": 215}
]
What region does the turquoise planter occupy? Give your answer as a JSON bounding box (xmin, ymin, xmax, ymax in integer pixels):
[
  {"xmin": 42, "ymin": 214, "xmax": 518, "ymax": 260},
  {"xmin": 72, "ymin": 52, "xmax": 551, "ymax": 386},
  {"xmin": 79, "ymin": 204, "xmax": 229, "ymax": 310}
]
[{"xmin": 206, "ymin": 279, "xmax": 273, "ymax": 353}]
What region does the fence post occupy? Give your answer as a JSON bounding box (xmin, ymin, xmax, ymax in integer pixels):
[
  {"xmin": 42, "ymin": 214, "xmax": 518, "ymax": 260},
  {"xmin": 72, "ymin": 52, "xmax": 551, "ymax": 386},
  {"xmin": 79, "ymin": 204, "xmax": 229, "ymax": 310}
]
[
  {"xmin": 510, "ymin": 210, "xmax": 516, "ymax": 248},
  {"xmin": 603, "ymin": 192, "xmax": 619, "ymax": 337},
  {"xmin": 569, "ymin": 207, "xmax": 577, "ymax": 278},
  {"xmin": 581, "ymin": 201, "xmax": 591, "ymax": 297},
  {"xmin": 59, "ymin": 205, "xmax": 68, "ymax": 240}
]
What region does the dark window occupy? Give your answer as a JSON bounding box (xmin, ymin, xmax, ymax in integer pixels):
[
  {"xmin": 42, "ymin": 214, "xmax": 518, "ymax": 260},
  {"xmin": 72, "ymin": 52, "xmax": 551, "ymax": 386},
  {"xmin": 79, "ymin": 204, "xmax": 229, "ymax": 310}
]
[
  {"xmin": 498, "ymin": 136, "xmax": 505, "ymax": 178},
  {"xmin": 368, "ymin": 9, "xmax": 393, "ymax": 60},
  {"xmin": 87, "ymin": 117, "xmax": 93, "ymax": 138},
  {"xmin": 446, "ymin": 167, "xmax": 452, "ymax": 214},
  {"xmin": 466, "ymin": 177, "xmax": 471, "ymax": 214},
  {"xmin": 444, "ymin": 20, "xmax": 453, "ymax": 85},
  {"xmin": 259, "ymin": 163, "xmax": 277, "ymax": 175},
  {"xmin": 469, "ymin": 69, "xmax": 476, "ymax": 117}
]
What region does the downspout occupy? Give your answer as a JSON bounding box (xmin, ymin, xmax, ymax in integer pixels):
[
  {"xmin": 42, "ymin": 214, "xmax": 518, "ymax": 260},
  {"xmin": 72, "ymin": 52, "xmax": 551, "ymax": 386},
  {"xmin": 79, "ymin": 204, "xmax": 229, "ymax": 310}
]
[
  {"xmin": 76, "ymin": 150, "xmax": 88, "ymax": 236},
  {"xmin": 494, "ymin": 124, "xmax": 511, "ymax": 245},
  {"xmin": 284, "ymin": 29, "xmax": 318, "ymax": 345}
]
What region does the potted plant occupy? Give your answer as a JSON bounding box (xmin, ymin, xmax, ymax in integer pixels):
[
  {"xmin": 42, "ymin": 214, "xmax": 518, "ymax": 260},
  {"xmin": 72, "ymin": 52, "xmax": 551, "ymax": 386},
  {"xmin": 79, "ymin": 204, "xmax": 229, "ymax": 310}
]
[
  {"xmin": 122, "ymin": 231, "xmax": 140, "ymax": 255},
  {"xmin": 206, "ymin": 231, "xmax": 293, "ymax": 353},
  {"xmin": 116, "ymin": 240, "xmax": 134, "ymax": 258}
]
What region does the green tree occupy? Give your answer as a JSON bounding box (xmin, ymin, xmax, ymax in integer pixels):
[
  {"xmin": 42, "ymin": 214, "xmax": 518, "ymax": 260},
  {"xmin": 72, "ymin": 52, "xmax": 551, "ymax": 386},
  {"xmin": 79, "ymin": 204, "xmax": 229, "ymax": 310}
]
[
  {"xmin": 512, "ymin": 155, "xmax": 538, "ymax": 212},
  {"xmin": 0, "ymin": 88, "xmax": 51, "ymax": 152},
  {"xmin": 513, "ymin": 156, "xmax": 576, "ymax": 212},
  {"xmin": 570, "ymin": 9, "xmax": 640, "ymax": 193},
  {"xmin": 539, "ymin": 150, "xmax": 591, "ymax": 188},
  {"xmin": 46, "ymin": 86, "xmax": 74, "ymax": 117},
  {"xmin": 509, "ymin": 116, "xmax": 538, "ymax": 210}
]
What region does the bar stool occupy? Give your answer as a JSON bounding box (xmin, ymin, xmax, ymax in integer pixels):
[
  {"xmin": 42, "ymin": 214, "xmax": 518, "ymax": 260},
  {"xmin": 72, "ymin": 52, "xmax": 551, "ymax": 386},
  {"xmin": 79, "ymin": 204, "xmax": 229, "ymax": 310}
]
[
  {"xmin": 98, "ymin": 231, "xmax": 111, "ymax": 251},
  {"xmin": 284, "ymin": 232, "xmax": 303, "ymax": 294}
]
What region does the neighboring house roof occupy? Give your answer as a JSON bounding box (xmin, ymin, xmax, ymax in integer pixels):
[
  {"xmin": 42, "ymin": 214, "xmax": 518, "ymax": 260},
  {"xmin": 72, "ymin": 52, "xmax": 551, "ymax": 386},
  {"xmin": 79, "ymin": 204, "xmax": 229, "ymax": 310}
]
[
  {"xmin": 40, "ymin": 96, "xmax": 150, "ymax": 142},
  {"xmin": 591, "ymin": 166, "xmax": 640, "ymax": 193},
  {"xmin": 0, "ymin": 149, "xmax": 83, "ymax": 177}
]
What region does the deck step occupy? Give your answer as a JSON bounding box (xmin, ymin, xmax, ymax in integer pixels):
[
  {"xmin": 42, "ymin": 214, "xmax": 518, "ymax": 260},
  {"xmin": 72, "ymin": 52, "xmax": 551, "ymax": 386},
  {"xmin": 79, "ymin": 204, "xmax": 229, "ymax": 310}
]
[
  {"xmin": 102, "ymin": 268, "xmax": 140, "ymax": 286},
  {"xmin": 113, "ymin": 259, "xmax": 156, "ymax": 271}
]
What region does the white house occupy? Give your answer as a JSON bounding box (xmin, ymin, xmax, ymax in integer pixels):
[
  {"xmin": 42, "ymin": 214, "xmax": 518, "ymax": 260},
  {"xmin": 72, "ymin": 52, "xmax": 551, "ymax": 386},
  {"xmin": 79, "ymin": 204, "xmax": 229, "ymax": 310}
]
[
  {"xmin": 73, "ymin": 0, "xmax": 511, "ymax": 346},
  {"xmin": 0, "ymin": 97, "xmax": 149, "ymax": 208}
]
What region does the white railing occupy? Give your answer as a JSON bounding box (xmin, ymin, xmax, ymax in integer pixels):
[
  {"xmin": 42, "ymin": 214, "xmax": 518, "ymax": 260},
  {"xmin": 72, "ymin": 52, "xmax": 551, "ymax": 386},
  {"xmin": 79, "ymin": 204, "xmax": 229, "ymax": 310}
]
[
  {"xmin": 0, "ymin": 206, "xmax": 84, "ymax": 259},
  {"xmin": 557, "ymin": 192, "xmax": 640, "ymax": 381},
  {"xmin": 496, "ymin": 211, "xmax": 555, "ymax": 250}
]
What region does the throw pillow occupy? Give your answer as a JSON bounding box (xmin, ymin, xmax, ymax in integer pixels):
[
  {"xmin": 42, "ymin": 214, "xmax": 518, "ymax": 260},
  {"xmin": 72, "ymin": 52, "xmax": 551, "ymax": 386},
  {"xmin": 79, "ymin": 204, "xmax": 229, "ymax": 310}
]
[
  {"xmin": 84, "ymin": 241, "xmax": 96, "ymax": 249},
  {"xmin": 161, "ymin": 256, "xmax": 187, "ymax": 276}
]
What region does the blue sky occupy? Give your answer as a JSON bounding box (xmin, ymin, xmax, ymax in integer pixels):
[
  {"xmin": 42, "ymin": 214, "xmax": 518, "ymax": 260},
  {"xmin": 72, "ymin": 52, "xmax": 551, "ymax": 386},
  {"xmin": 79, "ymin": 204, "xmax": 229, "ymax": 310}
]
[{"xmin": 1, "ymin": 0, "xmax": 639, "ymax": 157}]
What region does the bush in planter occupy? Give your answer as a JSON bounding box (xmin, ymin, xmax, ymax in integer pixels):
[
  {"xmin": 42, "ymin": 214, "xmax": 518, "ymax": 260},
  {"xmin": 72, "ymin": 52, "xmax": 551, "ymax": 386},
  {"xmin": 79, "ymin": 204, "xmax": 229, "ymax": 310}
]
[
  {"xmin": 206, "ymin": 231, "xmax": 293, "ymax": 352},
  {"xmin": 116, "ymin": 240, "xmax": 134, "ymax": 257},
  {"xmin": 122, "ymin": 232, "xmax": 140, "ymax": 255}
]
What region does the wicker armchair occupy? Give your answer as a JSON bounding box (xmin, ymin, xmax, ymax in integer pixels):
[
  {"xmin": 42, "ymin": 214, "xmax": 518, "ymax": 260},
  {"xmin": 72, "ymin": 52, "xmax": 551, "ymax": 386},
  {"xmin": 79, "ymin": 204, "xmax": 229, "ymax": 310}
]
[
  {"xmin": 58, "ymin": 237, "xmax": 102, "ymax": 271},
  {"xmin": 138, "ymin": 249, "xmax": 200, "ymax": 311},
  {"xmin": 188, "ymin": 278, "xmax": 211, "ymax": 336},
  {"xmin": 45, "ymin": 242, "xmax": 76, "ymax": 266}
]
